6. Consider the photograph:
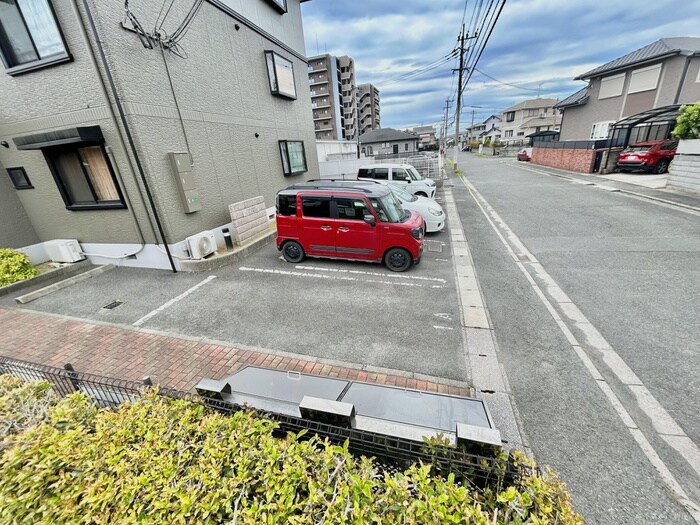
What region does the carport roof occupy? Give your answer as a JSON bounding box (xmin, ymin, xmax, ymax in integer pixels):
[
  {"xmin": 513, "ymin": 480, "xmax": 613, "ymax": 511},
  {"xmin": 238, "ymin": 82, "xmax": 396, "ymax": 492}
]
[{"xmin": 611, "ymin": 104, "xmax": 681, "ymax": 129}]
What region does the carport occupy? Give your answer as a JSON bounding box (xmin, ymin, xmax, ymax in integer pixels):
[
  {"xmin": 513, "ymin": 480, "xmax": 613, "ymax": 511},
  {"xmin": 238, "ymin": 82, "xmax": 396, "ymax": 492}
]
[{"xmin": 609, "ymin": 104, "xmax": 681, "ymax": 147}]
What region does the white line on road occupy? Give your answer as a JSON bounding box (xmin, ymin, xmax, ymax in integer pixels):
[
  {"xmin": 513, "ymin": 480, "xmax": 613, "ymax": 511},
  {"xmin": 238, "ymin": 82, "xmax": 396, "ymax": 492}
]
[
  {"xmin": 132, "ymin": 275, "xmax": 217, "ymax": 327},
  {"xmin": 239, "ymin": 267, "xmax": 432, "ymax": 288},
  {"xmin": 463, "ymin": 176, "xmax": 700, "ymax": 522},
  {"xmin": 294, "ymin": 264, "xmax": 447, "ymax": 283},
  {"xmin": 433, "ymin": 325, "xmax": 454, "ymax": 330}
]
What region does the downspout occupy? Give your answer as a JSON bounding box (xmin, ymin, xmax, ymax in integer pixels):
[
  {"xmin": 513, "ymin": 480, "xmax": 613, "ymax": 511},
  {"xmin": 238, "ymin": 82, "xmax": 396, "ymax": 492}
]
[
  {"xmin": 673, "ymin": 55, "xmax": 693, "ymax": 104},
  {"xmin": 76, "ymin": 0, "xmax": 177, "ymax": 273}
]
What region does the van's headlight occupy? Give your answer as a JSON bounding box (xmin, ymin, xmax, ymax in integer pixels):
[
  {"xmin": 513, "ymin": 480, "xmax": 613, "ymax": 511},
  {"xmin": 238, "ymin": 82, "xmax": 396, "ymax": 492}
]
[
  {"xmin": 411, "ymin": 227, "xmax": 423, "ymax": 239},
  {"xmin": 429, "ymin": 207, "xmax": 442, "ymax": 217}
]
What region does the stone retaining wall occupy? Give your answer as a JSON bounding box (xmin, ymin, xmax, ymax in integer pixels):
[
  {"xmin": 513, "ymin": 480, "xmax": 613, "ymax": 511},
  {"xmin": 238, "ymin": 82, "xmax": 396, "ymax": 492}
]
[
  {"xmin": 229, "ymin": 196, "xmax": 268, "ymax": 246},
  {"xmin": 668, "ymin": 154, "xmax": 700, "ymax": 194}
]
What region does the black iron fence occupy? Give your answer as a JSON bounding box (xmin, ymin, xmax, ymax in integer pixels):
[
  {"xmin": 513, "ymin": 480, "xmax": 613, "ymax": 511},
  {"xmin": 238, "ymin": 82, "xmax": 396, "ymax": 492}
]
[
  {"xmin": 535, "ymin": 137, "xmax": 626, "ymax": 150},
  {"xmin": 0, "ymin": 355, "xmax": 533, "ymax": 489}
]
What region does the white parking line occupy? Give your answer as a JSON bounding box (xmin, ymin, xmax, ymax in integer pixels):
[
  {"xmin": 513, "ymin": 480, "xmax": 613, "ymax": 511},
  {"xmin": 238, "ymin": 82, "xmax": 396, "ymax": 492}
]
[
  {"xmin": 239, "ymin": 267, "xmax": 431, "ymax": 288},
  {"xmin": 463, "ymin": 177, "xmax": 700, "ymax": 522},
  {"xmin": 132, "ymin": 276, "xmax": 216, "ymax": 327},
  {"xmin": 433, "ymin": 325, "xmax": 454, "ymax": 331},
  {"xmin": 294, "ymin": 264, "xmax": 447, "ymax": 283}
]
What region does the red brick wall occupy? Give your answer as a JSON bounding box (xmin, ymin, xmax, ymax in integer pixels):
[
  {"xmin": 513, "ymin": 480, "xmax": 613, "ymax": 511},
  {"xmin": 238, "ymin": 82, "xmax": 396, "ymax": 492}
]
[{"xmin": 532, "ymin": 147, "xmax": 596, "ymax": 173}]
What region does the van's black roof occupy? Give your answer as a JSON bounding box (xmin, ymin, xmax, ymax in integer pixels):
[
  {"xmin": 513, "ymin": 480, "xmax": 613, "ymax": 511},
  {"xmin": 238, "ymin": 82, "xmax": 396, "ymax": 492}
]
[{"xmin": 279, "ymin": 180, "xmax": 391, "ymax": 197}]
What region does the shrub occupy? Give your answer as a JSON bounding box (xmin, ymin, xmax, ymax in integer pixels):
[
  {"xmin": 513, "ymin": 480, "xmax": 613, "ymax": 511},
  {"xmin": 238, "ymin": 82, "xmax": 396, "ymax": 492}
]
[
  {"xmin": 672, "ymin": 101, "xmax": 700, "ymax": 139},
  {"xmin": 0, "ymin": 248, "xmax": 38, "ymax": 287},
  {"xmin": 0, "ymin": 375, "xmax": 56, "ymax": 448},
  {"xmin": 0, "ymin": 377, "xmax": 583, "ymax": 524}
]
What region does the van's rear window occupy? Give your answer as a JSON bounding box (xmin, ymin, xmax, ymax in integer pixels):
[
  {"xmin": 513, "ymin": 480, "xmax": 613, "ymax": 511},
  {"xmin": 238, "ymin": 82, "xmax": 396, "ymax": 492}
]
[{"xmin": 277, "ymin": 194, "xmax": 296, "ymax": 216}]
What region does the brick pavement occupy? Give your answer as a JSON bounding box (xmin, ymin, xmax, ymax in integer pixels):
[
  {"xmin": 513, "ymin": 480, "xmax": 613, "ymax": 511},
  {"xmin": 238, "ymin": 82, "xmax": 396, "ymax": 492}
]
[{"xmin": 0, "ymin": 307, "xmax": 470, "ymax": 396}]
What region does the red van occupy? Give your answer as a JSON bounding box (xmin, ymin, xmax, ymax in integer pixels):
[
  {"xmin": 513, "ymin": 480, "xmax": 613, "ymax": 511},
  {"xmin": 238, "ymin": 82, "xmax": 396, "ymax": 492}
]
[{"xmin": 276, "ymin": 182, "xmax": 425, "ymax": 272}]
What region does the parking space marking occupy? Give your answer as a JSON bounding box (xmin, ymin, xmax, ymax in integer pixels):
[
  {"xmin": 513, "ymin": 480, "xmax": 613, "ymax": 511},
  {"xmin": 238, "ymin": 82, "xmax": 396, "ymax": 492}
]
[
  {"xmin": 293, "ymin": 265, "xmax": 447, "ymax": 284},
  {"xmin": 433, "ymin": 325, "xmax": 454, "ymax": 331},
  {"xmin": 132, "ymin": 276, "xmax": 217, "ymax": 327},
  {"xmin": 238, "ymin": 267, "xmax": 436, "ymax": 288}
]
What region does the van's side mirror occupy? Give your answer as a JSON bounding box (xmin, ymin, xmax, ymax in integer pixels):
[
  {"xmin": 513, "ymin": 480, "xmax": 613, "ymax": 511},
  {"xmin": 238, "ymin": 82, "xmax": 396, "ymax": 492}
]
[
  {"xmin": 405, "ymin": 179, "xmax": 411, "ymax": 183},
  {"xmin": 363, "ymin": 214, "xmax": 376, "ymax": 226}
]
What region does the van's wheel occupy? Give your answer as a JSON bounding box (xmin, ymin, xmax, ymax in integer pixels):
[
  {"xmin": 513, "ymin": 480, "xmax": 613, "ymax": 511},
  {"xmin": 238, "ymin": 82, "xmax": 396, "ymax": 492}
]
[
  {"xmin": 654, "ymin": 160, "xmax": 669, "ymax": 174},
  {"xmin": 384, "ymin": 248, "xmax": 411, "ymax": 272},
  {"xmin": 415, "ymin": 192, "xmax": 428, "ymax": 197},
  {"xmin": 282, "ymin": 241, "xmax": 305, "ymax": 263}
]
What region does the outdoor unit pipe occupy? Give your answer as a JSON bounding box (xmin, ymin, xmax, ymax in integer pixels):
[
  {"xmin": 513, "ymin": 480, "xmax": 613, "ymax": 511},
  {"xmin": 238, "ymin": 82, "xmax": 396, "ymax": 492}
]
[{"xmin": 76, "ymin": 0, "xmax": 177, "ymax": 273}]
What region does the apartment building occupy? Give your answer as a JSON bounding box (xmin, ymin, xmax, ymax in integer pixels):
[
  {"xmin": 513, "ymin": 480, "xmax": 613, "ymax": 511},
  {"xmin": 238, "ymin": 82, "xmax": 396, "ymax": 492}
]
[
  {"xmin": 500, "ymin": 99, "xmax": 561, "ymax": 144},
  {"xmin": 358, "ymin": 83, "xmax": 381, "ymax": 136},
  {"xmin": 308, "ymin": 54, "xmax": 358, "ymax": 141},
  {"xmin": 0, "ymin": 0, "xmax": 317, "ymax": 270}
]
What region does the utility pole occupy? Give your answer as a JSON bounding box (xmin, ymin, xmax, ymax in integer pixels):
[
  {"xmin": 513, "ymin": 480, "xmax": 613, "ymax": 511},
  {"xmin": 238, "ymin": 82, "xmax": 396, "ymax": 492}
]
[
  {"xmin": 453, "ymin": 25, "xmax": 467, "ymax": 167},
  {"xmin": 442, "ymin": 98, "xmax": 451, "ymax": 151}
]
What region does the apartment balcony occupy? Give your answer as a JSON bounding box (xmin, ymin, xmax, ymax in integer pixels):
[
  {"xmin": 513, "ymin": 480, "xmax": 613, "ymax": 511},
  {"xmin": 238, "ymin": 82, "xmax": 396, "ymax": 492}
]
[
  {"xmin": 308, "ymin": 65, "xmax": 327, "ymax": 73},
  {"xmin": 313, "ymin": 114, "xmax": 331, "ymax": 120},
  {"xmin": 308, "ymin": 78, "xmax": 328, "ymax": 86},
  {"xmin": 310, "ymin": 90, "xmax": 329, "ymax": 98},
  {"xmin": 311, "ymin": 102, "xmax": 331, "ymax": 109},
  {"xmin": 314, "ymin": 124, "xmax": 333, "ymax": 132}
]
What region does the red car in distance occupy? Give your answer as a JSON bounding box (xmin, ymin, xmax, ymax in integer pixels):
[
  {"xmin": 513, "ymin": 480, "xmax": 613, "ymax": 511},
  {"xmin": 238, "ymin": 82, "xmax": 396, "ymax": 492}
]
[{"xmin": 616, "ymin": 140, "xmax": 678, "ymax": 174}]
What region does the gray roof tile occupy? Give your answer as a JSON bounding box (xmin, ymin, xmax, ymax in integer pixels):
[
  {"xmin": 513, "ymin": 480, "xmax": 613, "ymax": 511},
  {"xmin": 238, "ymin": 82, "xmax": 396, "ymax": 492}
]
[{"xmin": 575, "ymin": 37, "xmax": 700, "ymax": 80}]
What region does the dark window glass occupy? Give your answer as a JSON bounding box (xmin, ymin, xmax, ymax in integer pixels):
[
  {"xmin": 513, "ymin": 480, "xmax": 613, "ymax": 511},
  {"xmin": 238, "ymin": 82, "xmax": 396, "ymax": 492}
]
[
  {"xmin": 0, "ymin": 0, "xmax": 69, "ymax": 71},
  {"xmin": 7, "ymin": 166, "xmax": 32, "ymax": 189},
  {"xmin": 335, "ymin": 197, "xmax": 369, "ymax": 220},
  {"xmin": 45, "ymin": 144, "xmax": 125, "ymax": 210},
  {"xmin": 506, "ymin": 111, "xmax": 515, "ymax": 122},
  {"xmin": 393, "ymin": 168, "xmax": 409, "ymax": 181},
  {"xmin": 358, "ymin": 168, "xmax": 372, "ymax": 178},
  {"xmin": 279, "ymin": 140, "xmax": 307, "ymax": 176},
  {"xmin": 302, "ymin": 196, "xmax": 331, "ymax": 218},
  {"xmin": 277, "ymin": 194, "xmax": 296, "ymax": 216},
  {"xmin": 373, "ymin": 168, "xmax": 389, "ymax": 180}
]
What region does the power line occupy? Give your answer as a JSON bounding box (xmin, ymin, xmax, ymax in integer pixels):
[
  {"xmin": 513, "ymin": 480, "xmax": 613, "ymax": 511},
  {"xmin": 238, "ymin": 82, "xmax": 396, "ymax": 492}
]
[
  {"xmin": 375, "ymin": 51, "xmax": 458, "ymax": 87},
  {"xmin": 473, "ymin": 68, "xmax": 541, "ymax": 91},
  {"xmin": 462, "ymin": 0, "xmax": 507, "ymax": 91}
]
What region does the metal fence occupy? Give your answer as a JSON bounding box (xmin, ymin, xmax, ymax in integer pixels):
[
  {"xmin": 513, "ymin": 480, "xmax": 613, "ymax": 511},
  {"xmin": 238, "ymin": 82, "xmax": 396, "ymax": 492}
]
[
  {"xmin": 368, "ymin": 152, "xmax": 444, "ymax": 180},
  {"xmin": 0, "ymin": 355, "xmax": 533, "ymax": 489}
]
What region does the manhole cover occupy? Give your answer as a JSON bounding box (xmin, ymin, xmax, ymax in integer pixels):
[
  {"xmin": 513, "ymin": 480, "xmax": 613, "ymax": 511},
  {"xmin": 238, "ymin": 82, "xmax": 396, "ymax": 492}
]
[
  {"xmin": 425, "ymin": 240, "xmax": 443, "ymax": 253},
  {"xmin": 102, "ymin": 300, "xmax": 123, "ymax": 310}
]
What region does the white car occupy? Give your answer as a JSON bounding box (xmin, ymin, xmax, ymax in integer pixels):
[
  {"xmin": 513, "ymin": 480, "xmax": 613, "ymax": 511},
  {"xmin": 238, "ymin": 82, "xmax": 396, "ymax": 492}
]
[
  {"xmin": 380, "ymin": 182, "xmax": 445, "ymax": 233},
  {"xmin": 357, "ymin": 163, "xmax": 437, "ymax": 199}
]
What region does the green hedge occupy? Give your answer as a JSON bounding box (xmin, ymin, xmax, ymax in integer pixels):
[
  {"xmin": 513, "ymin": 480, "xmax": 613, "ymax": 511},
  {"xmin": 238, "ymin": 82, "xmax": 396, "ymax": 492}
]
[
  {"xmin": 0, "ymin": 248, "xmax": 38, "ymax": 287},
  {"xmin": 0, "ymin": 376, "xmax": 583, "ymax": 524}
]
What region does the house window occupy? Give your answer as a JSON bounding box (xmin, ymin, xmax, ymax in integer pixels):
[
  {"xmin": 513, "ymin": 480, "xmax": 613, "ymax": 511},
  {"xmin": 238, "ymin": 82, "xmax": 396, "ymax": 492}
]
[
  {"xmin": 404, "ymin": 143, "xmax": 408, "ymax": 151},
  {"xmin": 504, "ymin": 130, "xmax": 513, "ymax": 138},
  {"xmin": 628, "ymin": 64, "xmax": 661, "ymax": 94},
  {"xmin": 45, "ymin": 144, "xmax": 125, "ymax": 210},
  {"xmin": 517, "ymin": 132, "xmax": 524, "ymax": 136},
  {"xmin": 599, "ymin": 73, "xmax": 625, "ymax": 99},
  {"xmin": 279, "ymin": 140, "xmax": 307, "ymax": 176},
  {"xmin": 6, "ymin": 166, "xmax": 33, "ymax": 189},
  {"xmin": 265, "ymin": 50, "xmax": 296, "ymax": 99},
  {"xmin": 264, "ymin": 0, "xmax": 287, "ymax": 14},
  {"xmin": 590, "ymin": 121, "xmax": 615, "ymax": 140},
  {"xmin": 506, "ymin": 111, "xmax": 515, "ymax": 122},
  {"xmin": 0, "ymin": 0, "xmax": 71, "ymax": 75}
]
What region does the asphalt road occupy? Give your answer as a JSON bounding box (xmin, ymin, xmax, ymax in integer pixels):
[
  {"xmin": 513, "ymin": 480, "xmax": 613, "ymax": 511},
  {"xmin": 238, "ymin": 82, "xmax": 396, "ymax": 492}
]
[{"xmin": 453, "ymin": 150, "xmax": 700, "ymax": 524}]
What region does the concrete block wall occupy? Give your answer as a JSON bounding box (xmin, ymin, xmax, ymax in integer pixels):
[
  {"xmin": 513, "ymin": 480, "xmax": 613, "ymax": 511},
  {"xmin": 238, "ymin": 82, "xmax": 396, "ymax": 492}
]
[
  {"xmin": 668, "ymin": 154, "xmax": 700, "ymax": 194},
  {"xmin": 229, "ymin": 196, "xmax": 269, "ymax": 245},
  {"xmin": 532, "ymin": 147, "xmax": 596, "ymax": 173}
]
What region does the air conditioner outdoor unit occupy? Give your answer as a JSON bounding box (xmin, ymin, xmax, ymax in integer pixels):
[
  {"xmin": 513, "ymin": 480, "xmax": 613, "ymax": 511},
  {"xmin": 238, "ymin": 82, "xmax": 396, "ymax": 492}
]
[
  {"xmin": 44, "ymin": 239, "xmax": 85, "ymax": 263},
  {"xmin": 186, "ymin": 230, "xmax": 217, "ymax": 260}
]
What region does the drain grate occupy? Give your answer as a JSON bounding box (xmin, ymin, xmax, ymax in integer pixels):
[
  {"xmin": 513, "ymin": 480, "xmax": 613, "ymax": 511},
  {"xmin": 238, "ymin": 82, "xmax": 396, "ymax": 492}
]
[
  {"xmin": 102, "ymin": 300, "xmax": 123, "ymax": 310},
  {"xmin": 425, "ymin": 240, "xmax": 444, "ymax": 253}
]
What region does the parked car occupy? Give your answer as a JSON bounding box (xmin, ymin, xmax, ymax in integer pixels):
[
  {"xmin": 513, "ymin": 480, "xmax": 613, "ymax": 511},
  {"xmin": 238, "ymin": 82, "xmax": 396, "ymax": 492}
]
[
  {"xmin": 517, "ymin": 147, "xmax": 533, "ymax": 161},
  {"xmin": 357, "ymin": 163, "xmax": 436, "ymax": 199},
  {"xmin": 616, "ymin": 140, "xmax": 678, "ymax": 174},
  {"xmin": 276, "ymin": 182, "xmax": 425, "ymax": 272},
  {"xmin": 315, "ymin": 180, "xmax": 445, "ymax": 233}
]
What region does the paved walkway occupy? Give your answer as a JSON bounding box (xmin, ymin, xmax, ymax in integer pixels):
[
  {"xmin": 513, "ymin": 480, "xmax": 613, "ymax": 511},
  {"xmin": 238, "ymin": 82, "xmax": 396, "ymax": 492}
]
[{"xmin": 0, "ymin": 307, "xmax": 469, "ymax": 396}]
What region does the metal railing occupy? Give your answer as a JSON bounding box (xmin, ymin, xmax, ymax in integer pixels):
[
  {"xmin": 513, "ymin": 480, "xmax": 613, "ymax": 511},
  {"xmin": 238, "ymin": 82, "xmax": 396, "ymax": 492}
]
[
  {"xmin": 0, "ymin": 355, "xmax": 532, "ymax": 489},
  {"xmin": 366, "ymin": 152, "xmax": 443, "ymax": 180}
]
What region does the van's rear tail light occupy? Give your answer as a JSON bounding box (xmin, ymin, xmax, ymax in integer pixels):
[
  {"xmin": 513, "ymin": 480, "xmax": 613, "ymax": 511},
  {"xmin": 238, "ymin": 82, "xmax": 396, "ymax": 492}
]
[{"xmin": 411, "ymin": 227, "xmax": 423, "ymax": 239}]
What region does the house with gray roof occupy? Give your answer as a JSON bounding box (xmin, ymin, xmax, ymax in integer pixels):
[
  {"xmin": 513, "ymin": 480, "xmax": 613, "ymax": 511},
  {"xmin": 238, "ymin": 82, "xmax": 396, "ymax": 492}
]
[
  {"xmin": 359, "ymin": 128, "xmax": 419, "ymax": 156},
  {"xmin": 556, "ymin": 37, "xmax": 700, "ymax": 142},
  {"xmin": 500, "ymin": 98, "xmax": 561, "ymax": 145}
]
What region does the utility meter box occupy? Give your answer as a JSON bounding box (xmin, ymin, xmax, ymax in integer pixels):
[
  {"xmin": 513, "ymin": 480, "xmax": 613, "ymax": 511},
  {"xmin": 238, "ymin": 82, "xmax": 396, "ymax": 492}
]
[{"xmin": 168, "ymin": 152, "xmax": 201, "ymax": 213}]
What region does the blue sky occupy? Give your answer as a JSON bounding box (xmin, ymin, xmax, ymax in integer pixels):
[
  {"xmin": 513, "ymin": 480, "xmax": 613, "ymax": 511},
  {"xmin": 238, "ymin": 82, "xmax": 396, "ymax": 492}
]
[{"xmin": 300, "ymin": 0, "xmax": 700, "ymax": 132}]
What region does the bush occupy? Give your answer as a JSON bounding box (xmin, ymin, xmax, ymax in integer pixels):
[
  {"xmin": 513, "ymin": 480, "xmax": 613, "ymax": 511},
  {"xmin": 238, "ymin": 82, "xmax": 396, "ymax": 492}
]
[
  {"xmin": 0, "ymin": 248, "xmax": 38, "ymax": 287},
  {"xmin": 672, "ymin": 101, "xmax": 700, "ymax": 139},
  {"xmin": 0, "ymin": 377, "xmax": 583, "ymax": 524}
]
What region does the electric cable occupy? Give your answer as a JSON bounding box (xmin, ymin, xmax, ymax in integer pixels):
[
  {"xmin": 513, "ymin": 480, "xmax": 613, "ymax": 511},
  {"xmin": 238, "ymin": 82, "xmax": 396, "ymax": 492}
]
[{"xmin": 474, "ymin": 68, "xmax": 541, "ymax": 91}]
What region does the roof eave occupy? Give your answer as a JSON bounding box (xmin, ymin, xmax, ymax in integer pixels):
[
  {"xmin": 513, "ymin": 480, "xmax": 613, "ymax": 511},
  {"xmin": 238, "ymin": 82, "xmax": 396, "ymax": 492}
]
[{"xmin": 574, "ymin": 51, "xmax": 681, "ymax": 80}]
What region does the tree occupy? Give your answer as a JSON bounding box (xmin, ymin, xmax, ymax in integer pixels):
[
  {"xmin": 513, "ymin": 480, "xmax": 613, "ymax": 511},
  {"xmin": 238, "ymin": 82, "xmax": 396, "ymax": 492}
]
[{"xmin": 672, "ymin": 102, "xmax": 700, "ymax": 140}]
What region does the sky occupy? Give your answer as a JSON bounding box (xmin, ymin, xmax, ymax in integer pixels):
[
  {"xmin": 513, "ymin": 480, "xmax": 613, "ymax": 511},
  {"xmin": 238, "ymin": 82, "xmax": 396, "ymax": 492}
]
[{"xmin": 300, "ymin": 0, "xmax": 700, "ymax": 132}]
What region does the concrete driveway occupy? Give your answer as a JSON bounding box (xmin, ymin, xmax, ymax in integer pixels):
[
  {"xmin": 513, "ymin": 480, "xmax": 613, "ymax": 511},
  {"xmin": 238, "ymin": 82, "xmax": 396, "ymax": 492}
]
[{"xmin": 1, "ymin": 221, "xmax": 467, "ymax": 382}]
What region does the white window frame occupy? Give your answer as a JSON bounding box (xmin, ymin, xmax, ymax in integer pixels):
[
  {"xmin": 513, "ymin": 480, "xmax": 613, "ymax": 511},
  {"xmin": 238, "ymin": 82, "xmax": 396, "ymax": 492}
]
[
  {"xmin": 628, "ymin": 64, "xmax": 661, "ymax": 94},
  {"xmin": 696, "ymin": 67, "xmax": 700, "ymax": 83},
  {"xmin": 590, "ymin": 120, "xmax": 615, "ymax": 140},
  {"xmin": 599, "ymin": 73, "xmax": 625, "ymax": 99}
]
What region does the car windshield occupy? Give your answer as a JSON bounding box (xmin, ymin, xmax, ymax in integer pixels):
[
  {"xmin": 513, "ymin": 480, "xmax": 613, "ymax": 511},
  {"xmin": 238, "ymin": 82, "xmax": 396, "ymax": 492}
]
[
  {"xmin": 407, "ymin": 167, "xmax": 423, "ymax": 180},
  {"xmin": 625, "ymin": 146, "xmax": 650, "ymax": 153},
  {"xmin": 372, "ymin": 192, "xmax": 408, "ymax": 222},
  {"xmin": 390, "ymin": 185, "xmax": 418, "ymax": 202}
]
